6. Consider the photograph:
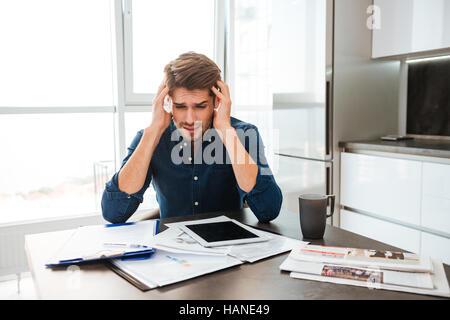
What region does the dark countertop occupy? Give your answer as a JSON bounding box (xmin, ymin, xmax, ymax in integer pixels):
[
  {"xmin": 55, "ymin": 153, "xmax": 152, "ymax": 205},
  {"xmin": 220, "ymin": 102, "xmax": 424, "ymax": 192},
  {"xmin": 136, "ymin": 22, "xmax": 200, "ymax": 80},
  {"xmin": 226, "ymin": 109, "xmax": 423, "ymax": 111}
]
[{"xmin": 339, "ymin": 138, "xmax": 450, "ymax": 158}]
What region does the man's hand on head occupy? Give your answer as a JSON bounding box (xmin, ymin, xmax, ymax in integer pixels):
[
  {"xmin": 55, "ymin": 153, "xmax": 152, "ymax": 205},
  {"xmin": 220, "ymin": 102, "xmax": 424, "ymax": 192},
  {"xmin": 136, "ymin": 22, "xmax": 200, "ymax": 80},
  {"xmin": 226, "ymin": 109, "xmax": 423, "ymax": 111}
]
[
  {"xmin": 150, "ymin": 80, "xmax": 172, "ymax": 133},
  {"xmin": 211, "ymin": 80, "xmax": 232, "ymax": 133}
]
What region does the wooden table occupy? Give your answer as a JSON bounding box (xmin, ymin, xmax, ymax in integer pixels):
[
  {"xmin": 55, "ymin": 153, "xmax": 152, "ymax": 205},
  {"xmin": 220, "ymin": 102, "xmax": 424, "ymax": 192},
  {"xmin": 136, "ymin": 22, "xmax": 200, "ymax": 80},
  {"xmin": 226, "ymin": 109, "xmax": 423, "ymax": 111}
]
[{"xmin": 25, "ymin": 208, "xmax": 450, "ymax": 299}]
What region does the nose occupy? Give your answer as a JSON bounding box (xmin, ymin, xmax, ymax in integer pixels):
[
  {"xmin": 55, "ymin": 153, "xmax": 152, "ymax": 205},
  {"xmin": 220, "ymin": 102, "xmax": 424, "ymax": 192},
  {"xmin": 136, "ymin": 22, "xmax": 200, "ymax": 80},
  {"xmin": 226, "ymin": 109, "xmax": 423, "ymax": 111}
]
[{"xmin": 185, "ymin": 107, "xmax": 195, "ymax": 125}]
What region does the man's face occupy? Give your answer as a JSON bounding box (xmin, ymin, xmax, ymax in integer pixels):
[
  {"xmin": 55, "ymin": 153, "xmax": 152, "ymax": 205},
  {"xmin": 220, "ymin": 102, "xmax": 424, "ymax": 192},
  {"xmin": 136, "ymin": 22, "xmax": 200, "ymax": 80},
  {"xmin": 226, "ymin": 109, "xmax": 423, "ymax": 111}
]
[{"xmin": 171, "ymin": 87, "xmax": 214, "ymax": 142}]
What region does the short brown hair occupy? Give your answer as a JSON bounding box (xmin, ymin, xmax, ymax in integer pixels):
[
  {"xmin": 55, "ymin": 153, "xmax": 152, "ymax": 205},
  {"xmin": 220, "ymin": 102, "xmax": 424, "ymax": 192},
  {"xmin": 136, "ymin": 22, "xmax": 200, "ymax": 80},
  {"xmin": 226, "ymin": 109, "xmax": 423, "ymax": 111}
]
[{"xmin": 164, "ymin": 51, "xmax": 222, "ymax": 97}]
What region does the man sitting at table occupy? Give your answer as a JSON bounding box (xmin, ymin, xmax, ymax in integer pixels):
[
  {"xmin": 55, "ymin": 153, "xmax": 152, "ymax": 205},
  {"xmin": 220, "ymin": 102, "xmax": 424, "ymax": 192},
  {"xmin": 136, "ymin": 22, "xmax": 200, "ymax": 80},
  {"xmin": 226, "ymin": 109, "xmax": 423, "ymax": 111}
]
[{"xmin": 101, "ymin": 52, "xmax": 282, "ymax": 223}]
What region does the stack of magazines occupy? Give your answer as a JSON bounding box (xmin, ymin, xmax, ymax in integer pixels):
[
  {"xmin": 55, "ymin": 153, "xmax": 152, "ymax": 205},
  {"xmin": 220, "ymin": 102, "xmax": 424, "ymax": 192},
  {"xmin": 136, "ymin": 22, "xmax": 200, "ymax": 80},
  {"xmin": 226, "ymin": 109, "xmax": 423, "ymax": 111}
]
[{"xmin": 280, "ymin": 245, "xmax": 450, "ymax": 297}]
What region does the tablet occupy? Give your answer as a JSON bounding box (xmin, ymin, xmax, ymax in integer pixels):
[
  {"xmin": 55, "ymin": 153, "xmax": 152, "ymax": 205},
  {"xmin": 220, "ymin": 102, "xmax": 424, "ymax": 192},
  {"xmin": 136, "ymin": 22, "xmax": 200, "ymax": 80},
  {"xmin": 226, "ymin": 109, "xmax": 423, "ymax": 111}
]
[{"xmin": 178, "ymin": 220, "xmax": 268, "ymax": 247}]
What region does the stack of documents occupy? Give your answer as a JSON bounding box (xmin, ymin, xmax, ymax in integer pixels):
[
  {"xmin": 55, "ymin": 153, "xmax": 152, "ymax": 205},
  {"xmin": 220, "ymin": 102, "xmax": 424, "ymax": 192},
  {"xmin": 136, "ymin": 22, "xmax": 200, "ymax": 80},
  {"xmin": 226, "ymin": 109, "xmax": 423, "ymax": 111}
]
[
  {"xmin": 109, "ymin": 215, "xmax": 309, "ymax": 290},
  {"xmin": 280, "ymin": 245, "xmax": 450, "ymax": 297},
  {"xmin": 110, "ymin": 249, "xmax": 243, "ymax": 290},
  {"xmin": 46, "ymin": 220, "xmax": 159, "ymax": 266},
  {"xmin": 158, "ymin": 215, "xmax": 309, "ymax": 262}
]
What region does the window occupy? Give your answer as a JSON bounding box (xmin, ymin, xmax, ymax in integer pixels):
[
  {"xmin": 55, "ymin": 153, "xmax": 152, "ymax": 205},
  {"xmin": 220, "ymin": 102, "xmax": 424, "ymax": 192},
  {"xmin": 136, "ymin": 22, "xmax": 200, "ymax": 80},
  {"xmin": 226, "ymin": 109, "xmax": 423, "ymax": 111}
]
[
  {"xmin": 0, "ymin": 0, "xmax": 226, "ymax": 224},
  {"xmin": 124, "ymin": 0, "xmax": 218, "ymax": 104},
  {"xmin": 0, "ymin": 0, "xmax": 115, "ymax": 223}
]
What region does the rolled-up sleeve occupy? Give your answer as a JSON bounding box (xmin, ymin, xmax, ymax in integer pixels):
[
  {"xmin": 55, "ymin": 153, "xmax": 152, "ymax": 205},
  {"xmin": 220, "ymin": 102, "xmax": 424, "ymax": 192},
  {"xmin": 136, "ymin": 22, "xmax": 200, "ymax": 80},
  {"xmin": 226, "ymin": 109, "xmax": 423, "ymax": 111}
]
[
  {"xmin": 101, "ymin": 130, "xmax": 152, "ymax": 223},
  {"xmin": 235, "ymin": 126, "xmax": 283, "ymax": 223}
]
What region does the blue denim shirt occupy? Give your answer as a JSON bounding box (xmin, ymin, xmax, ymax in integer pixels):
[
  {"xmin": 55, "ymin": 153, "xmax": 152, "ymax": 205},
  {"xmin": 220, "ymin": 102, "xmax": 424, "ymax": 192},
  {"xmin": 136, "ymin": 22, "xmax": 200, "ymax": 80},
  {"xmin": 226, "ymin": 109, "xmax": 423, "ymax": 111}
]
[{"xmin": 101, "ymin": 117, "xmax": 282, "ymax": 223}]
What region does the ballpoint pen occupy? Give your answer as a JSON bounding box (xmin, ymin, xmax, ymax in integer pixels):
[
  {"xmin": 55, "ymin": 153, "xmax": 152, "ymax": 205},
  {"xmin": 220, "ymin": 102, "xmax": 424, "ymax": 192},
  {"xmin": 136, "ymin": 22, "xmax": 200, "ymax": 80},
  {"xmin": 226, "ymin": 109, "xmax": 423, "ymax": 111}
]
[{"xmin": 103, "ymin": 243, "xmax": 149, "ymax": 249}]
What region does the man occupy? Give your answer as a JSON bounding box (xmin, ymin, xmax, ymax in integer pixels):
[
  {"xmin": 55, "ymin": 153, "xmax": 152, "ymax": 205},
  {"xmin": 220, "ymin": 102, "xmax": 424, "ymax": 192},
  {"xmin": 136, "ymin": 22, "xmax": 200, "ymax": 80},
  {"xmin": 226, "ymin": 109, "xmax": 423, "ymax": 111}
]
[{"xmin": 102, "ymin": 52, "xmax": 282, "ymax": 223}]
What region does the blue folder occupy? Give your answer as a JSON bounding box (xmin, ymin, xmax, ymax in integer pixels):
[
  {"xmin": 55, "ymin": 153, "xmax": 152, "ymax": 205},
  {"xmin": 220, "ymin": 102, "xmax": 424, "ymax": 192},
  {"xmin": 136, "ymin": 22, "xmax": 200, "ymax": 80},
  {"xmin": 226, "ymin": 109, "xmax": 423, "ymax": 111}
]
[{"xmin": 45, "ymin": 220, "xmax": 159, "ymax": 267}]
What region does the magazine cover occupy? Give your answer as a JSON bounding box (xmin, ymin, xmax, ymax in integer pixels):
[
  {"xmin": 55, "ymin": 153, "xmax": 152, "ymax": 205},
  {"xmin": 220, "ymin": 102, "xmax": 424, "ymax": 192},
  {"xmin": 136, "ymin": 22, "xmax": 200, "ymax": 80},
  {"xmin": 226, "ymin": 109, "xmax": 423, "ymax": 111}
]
[{"xmin": 290, "ymin": 245, "xmax": 433, "ymax": 272}]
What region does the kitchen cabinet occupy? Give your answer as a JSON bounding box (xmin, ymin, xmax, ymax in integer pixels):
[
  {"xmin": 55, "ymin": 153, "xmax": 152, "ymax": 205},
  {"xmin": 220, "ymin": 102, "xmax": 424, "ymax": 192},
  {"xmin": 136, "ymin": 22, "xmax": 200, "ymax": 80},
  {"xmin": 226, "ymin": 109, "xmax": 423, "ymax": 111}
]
[
  {"xmin": 340, "ymin": 209, "xmax": 421, "ymax": 254},
  {"xmin": 340, "ymin": 152, "xmax": 421, "ymax": 225},
  {"xmin": 372, "ymin": 0, "xmax": 450, "ymax": 58},
  {"xmin": 421, "ymin": 232, "xmax": 450, "ymax": 265},
  {"xmin": 422, "ymin": 162, "xmax": 450, "ymax": 235},
  {"xmin": 340, "ymin": 151, "xmax": 450, "ymax": 264}
]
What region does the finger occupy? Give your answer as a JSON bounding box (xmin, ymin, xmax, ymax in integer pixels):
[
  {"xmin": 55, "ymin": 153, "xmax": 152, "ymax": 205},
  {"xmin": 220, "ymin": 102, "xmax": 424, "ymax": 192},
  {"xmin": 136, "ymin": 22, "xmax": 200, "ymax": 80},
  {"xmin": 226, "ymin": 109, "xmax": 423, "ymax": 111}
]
[
  {"xmin": 154, "ymin": 86, "xmax": 169, "ymax": 106},
  {"xmin": 211, "ymin": 85, "xmax": 225, "ymax": 100},
  {"xmin": 155, "ymin": 82, "xmax": 165, "ymax": 97},
  {"xmin": 158, "ymin": 86, "xmax": 169, "ymax": 101},
  {"xmin": 155, "ymin": 75, "xmax": 168, "ymax": 96},
  {"xmin": 153, "ymin": 82, "xmax": 165, "ymax": 100},
  {"xmin": 216, "ymin": 80, "xmax": 230, "ymax": 96}
]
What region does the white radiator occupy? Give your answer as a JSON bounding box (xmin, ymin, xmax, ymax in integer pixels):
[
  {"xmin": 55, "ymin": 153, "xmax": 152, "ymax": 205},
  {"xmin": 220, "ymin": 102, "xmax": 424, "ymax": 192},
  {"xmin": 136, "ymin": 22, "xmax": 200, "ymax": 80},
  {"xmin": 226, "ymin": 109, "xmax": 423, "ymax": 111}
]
[
  {"xmin": 0, "ymin": 229, "xmax": 28, "ymax": 276},
  {"xmin": 0, "ymin": 214, "xmax": 104, "ymax": 277}
]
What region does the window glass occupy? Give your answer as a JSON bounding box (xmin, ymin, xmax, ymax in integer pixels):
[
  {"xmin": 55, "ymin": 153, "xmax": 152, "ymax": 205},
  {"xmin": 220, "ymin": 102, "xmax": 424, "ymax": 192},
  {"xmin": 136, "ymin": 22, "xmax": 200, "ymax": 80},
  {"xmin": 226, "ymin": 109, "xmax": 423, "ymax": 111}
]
[
  {"xmin": 0, "ymin": 0, "xmax": 114, "ymax": 107},
  {"xmin": 232, "ymin": 0, "xmax": 272, "ymax": 108},
  {"xmin": 0, "ymin": 114, "xmax": 115, "ymax": 224},
  {"xmin": 131, "ymin": 0, "xmax": 215, "ymax": 93},
  {"xmin": 231, "ymin": 0, "xmax": 275, "ymax": 168}
]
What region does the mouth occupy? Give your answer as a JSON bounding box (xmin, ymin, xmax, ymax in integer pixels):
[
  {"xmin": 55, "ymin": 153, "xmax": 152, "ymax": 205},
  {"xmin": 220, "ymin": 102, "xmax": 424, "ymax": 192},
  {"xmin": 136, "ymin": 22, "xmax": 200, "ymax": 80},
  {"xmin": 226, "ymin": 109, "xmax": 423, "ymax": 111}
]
[{"xmin": 183, "ymin": 126, "xmax": 201, "ymax": 134}]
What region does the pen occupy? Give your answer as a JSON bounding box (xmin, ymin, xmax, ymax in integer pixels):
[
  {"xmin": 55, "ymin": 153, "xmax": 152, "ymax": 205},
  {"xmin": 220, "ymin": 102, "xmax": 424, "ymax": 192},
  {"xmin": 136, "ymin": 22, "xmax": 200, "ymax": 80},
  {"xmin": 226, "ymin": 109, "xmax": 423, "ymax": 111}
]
[{"xmin": 103, "ymin": 243, "xmax": 149, "ymax": 249}]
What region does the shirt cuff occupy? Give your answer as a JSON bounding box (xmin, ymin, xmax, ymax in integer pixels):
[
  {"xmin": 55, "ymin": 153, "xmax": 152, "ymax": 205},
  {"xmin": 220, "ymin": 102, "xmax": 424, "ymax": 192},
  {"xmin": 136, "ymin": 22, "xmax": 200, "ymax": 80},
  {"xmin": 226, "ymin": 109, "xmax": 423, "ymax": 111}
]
[
  {"xmin": 237, "ymin": 165, "xmax": 272, "ymax": 198},
  {"xmin": 103, "ymin": 172, "xmax": 144, "ymax": 203}
]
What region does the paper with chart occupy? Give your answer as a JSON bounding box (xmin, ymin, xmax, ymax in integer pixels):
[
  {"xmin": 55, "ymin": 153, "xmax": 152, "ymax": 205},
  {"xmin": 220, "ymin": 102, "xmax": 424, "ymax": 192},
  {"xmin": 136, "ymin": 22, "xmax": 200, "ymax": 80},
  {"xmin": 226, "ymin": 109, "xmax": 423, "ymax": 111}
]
[{"xmin": 110, "ymin": 249, "xmax": 243, "ymax": 289}]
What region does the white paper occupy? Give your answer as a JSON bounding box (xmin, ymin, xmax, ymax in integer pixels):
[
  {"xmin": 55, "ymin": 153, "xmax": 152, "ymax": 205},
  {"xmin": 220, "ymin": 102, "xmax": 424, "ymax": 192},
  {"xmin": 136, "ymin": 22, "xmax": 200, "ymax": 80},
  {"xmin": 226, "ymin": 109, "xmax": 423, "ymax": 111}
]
[
  {"xmin": 47, "ymin": 220, "xmax": 158, "ymax": 264},
  {"xmin": 227, "ymin": 231, "xmax": 308, "ymax": 263},
  {"xmin": 110, "ymin": 249, "xmax": 243, "ymax": 288},
  {"xmin": 383, "ymin": 270, "xmax": 433, "ymax": 289},
  {"xmin": 164, "ymin": 215, "xmax": 232, "ymax": 228},
  {"xmin": 288, "ymin": 258, "xmax": 450, "ymax": 298},
  {"xmin": 152, "ymin": 227, "xmax": 230, "ymax": 256}
]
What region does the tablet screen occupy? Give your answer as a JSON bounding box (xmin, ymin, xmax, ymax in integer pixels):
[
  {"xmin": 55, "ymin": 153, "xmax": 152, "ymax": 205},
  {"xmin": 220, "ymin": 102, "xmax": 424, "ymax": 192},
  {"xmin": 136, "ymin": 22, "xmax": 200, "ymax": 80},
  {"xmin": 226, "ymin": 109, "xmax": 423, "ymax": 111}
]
[{"xmin": 184, "ymin": 221, "xmax": 259, "ymax": 243}]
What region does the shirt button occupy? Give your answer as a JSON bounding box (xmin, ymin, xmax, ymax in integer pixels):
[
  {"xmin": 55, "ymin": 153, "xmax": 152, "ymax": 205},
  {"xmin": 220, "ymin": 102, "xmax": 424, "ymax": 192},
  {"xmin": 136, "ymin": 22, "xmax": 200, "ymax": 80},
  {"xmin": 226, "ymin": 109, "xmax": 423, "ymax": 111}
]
[
  {"xmin": 188, "ymin": 156, "xmax": 192, "ymax": 162},
  {"xmin": 183, "ymin": 142, "xmax": 187, "ymax": 146},
  {"xmin": 179, "ymin": 145, "xmax": 183, "ymax": 149},
  {"xmin": 194, "ymin": 201, "xmax": 199, "ymax": 206},
  {"xmin": 194, "ymin": 176, "xmax": 198, "ymax": 181}
]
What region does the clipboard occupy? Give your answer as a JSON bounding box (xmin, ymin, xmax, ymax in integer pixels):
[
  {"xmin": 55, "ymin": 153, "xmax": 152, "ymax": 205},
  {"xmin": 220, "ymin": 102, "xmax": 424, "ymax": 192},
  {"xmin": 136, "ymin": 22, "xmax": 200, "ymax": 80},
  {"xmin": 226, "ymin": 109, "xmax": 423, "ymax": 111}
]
[{"xmin": 45, "ymin": 220, "xmax": 159, "ymax": 267}]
